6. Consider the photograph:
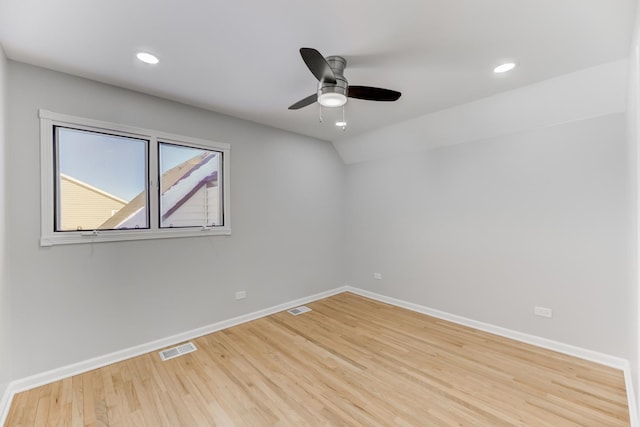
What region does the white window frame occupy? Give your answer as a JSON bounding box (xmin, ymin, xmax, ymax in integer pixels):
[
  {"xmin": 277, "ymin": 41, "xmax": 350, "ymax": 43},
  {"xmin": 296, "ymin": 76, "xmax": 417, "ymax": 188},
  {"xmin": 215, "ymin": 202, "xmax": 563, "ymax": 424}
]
[{"xmin": 40, "ymin": 109, "xmax": 231, "ymax": 246}]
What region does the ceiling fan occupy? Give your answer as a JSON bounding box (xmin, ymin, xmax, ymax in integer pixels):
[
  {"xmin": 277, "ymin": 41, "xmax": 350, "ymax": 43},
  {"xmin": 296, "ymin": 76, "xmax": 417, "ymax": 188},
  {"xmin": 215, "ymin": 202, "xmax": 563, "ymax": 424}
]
[{"xmin": 288, "ymin": 47, "xmax": 401, "ymax": 110}]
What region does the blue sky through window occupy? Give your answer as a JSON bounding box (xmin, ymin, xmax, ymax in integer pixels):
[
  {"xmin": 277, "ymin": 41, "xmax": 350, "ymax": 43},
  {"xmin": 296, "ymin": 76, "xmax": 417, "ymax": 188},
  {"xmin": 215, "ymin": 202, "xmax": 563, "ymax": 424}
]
[
  {"xmin": 160, "ymin": 143, "xmax": 209, "ymax": 175},
  {"xmin": 57, "ymin": 128, "xmax": 203, "ymax": 201}
]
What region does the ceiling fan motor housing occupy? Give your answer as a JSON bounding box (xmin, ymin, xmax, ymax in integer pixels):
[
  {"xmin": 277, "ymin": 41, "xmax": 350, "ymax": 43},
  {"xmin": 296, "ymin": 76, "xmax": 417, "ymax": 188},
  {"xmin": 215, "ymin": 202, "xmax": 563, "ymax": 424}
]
[{"xmin": 319, "ymin": 56, "xmax": 348, "ymax": 98}]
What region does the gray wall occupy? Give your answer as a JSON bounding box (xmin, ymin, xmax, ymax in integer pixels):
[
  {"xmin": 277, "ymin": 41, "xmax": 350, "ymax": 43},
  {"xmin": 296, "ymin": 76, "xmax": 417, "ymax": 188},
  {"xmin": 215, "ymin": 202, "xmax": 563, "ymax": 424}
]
[
  {"xmin": 6, "ymin": 61, "xmax": 346, "ymax": 379},
  {"xmin": 0, "ymin": 46, "xmax": 9, "ymax": 396},
  {"xmin": 345, "ymin": 113, "xmax": 635, "ymax": 359}
]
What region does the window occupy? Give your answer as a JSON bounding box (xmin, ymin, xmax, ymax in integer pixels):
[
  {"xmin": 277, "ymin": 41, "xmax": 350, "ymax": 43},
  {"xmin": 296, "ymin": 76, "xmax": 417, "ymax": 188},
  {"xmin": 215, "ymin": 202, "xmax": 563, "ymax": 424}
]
[
  {"xmin": 55, "ymin": 127, "xmax": 149, "ymax": 232},
  {"xmin": 158, "ymin": 142, "xmax": 222, "ymax": 228},
  {"xmin": 40, "ymin": 110, "xmax": 230, "ymax": 245}
]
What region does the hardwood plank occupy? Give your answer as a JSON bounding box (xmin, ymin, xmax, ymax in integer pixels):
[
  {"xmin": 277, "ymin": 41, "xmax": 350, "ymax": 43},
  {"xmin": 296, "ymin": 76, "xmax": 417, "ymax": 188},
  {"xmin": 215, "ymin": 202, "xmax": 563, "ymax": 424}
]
[{"xmin": 4, "ymin": 292, "xmax": 631, "ymax": 426}]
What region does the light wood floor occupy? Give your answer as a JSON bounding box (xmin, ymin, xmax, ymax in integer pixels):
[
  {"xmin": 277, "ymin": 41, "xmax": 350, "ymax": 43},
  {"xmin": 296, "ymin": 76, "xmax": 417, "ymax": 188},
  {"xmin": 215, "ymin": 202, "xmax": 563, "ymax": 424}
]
[{"xmin": 5, "ymin": 292, "xmax": 630, "ymax": 426}]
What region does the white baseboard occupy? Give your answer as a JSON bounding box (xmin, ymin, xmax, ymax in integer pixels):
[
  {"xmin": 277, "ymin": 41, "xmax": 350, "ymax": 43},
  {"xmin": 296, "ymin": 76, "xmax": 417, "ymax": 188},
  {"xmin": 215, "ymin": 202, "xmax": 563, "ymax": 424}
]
[
  {"xmin": 625, "ymin": 364, "xmax": 640, "ymax": 427},
  {"xmin": 345, "ymin": 287, "xmax": 628, "ymax": 368},
  {"xmin": 0, "ymin": 286, "xmax": 347, "ymax": 425},
  {"xmin": 0, "ymin": 382, "xmax": 13, "ymax": 427},
  {"xmin": 1, "ymin": 285, "xmax": 637, "ymax": 426},
  {"xmin": 345, "ymin": 286, "xmax": 638, "ymax": 426}
]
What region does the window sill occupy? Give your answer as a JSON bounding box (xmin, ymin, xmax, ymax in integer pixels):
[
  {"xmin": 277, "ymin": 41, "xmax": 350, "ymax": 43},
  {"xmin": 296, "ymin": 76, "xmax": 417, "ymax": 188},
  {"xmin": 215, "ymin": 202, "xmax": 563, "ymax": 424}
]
[{"xmin": 40, "ymin": 226, "xmax": 232, "ymax": 246}]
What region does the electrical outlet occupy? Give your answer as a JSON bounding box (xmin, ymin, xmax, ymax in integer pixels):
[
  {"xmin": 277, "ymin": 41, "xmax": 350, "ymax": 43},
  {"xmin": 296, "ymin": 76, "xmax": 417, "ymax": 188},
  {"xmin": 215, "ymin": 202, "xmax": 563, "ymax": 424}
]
[
  {"xmin": 534, "ymin": 306, "xmax": 552, "ymax": 318},
  {"xmin": 235, "ymin": 291, "xmax": 246, "ymax": 300},
  {"xmin": 373, "ymin": 273, "xmax": 382, "ymax": 280}
]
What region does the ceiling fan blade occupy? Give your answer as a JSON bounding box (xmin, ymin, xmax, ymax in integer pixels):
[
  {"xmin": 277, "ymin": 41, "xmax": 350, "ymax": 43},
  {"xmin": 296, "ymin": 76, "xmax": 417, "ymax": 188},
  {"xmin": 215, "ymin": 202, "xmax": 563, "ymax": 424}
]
[
  {"xmin": 348, "ymin": 86, "xmax": 401, "ymax": 101},
  {"xmin": 288, "ymin": 93, "xmax": 317, "ymax": 110},
  {"xmin": 300, "ymin": 48, "xmax": 337, "ymax": 84}
]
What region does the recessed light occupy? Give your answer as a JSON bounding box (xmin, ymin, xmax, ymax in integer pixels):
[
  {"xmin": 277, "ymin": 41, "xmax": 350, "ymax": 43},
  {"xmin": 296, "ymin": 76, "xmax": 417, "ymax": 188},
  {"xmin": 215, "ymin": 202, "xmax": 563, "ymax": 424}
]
[
  {"xmin": 494, "ymin": 62, "xmax": 516, "ymax": 74},
  {"xmin": 335, "ymin": 121, "xmax": 347, "ymax": 127},
  {"xmin": 136, "ymin": 52, "xmax": 159, "ymax": 65}
]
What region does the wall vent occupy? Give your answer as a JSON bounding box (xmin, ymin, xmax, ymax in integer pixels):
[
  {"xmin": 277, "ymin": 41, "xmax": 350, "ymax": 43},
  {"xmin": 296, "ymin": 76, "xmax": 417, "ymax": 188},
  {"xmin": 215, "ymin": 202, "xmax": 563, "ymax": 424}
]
[
  {"xmin": 288, "ymin": 305, "xmax": 312, "ymax": 316},
  {"xmin": 159, "ymin": 342, "xmax": 197, "ymax": 361}
]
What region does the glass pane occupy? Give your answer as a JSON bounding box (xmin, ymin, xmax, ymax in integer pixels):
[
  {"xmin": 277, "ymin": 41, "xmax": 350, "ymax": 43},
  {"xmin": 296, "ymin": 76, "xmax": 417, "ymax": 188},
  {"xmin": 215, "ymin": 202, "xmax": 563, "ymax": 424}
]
[
  {"xmin": 54, "ymin": 126, "xmax": 148, "ymax": 231},
  {"xmin": 159, "ymin": 142, "xmax": 222, "ymax": 228}
]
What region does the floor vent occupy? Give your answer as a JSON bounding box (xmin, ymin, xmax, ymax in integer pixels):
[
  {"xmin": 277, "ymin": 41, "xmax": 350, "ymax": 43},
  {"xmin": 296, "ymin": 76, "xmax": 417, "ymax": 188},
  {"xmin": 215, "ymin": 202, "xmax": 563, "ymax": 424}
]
[
  {"xmin": 288, "ymin": 305, "xmax": 312, "ymax": 316},
  {"xmin": 159, "ymin": 342, "xmax": 197, "ymax": 361}
]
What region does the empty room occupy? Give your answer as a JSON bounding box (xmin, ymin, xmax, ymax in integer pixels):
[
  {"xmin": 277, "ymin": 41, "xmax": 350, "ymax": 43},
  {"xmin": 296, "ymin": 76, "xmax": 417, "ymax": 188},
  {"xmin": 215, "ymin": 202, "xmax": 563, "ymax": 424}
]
[{"xmin": 1, "ymin": 0, "xmax": 640, "ymax": 425}]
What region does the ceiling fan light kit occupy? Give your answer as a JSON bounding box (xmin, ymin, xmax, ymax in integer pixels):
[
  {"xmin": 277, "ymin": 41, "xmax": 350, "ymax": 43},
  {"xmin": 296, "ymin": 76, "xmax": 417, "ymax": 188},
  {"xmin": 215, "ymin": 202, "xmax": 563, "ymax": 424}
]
[{"xmin": 318, "ymin": 92, "xmax": 347, "ymax": 107}]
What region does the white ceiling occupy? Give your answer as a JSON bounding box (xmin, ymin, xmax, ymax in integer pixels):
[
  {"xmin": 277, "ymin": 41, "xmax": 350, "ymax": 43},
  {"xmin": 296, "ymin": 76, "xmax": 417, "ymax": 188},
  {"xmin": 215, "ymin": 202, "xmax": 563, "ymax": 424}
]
[{"xmin": 0, "ymin": 0, "xmax": 637, "ymax": 142}]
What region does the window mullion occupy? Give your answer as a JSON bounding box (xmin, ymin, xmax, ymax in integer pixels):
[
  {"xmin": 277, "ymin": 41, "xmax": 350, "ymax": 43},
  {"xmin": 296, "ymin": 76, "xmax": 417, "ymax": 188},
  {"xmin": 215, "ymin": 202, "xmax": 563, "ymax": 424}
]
[{"xmin": 148, "ymin": 136, "xmax": 159, "ymax": 231}]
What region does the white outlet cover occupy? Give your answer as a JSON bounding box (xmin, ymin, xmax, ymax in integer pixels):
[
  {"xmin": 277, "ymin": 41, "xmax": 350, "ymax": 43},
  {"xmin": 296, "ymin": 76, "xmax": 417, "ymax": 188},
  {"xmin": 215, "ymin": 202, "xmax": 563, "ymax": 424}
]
[
  {"xmin": 534, "ymin": 306, "xmax": 553, "ymax": 318},
  {"xmin": 373, "ymin": 273, "xmax": 382, "ymax": 280},
  {"xmin": 235, "ymin": 291, "xmax": 246, "ymax": 300}
]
